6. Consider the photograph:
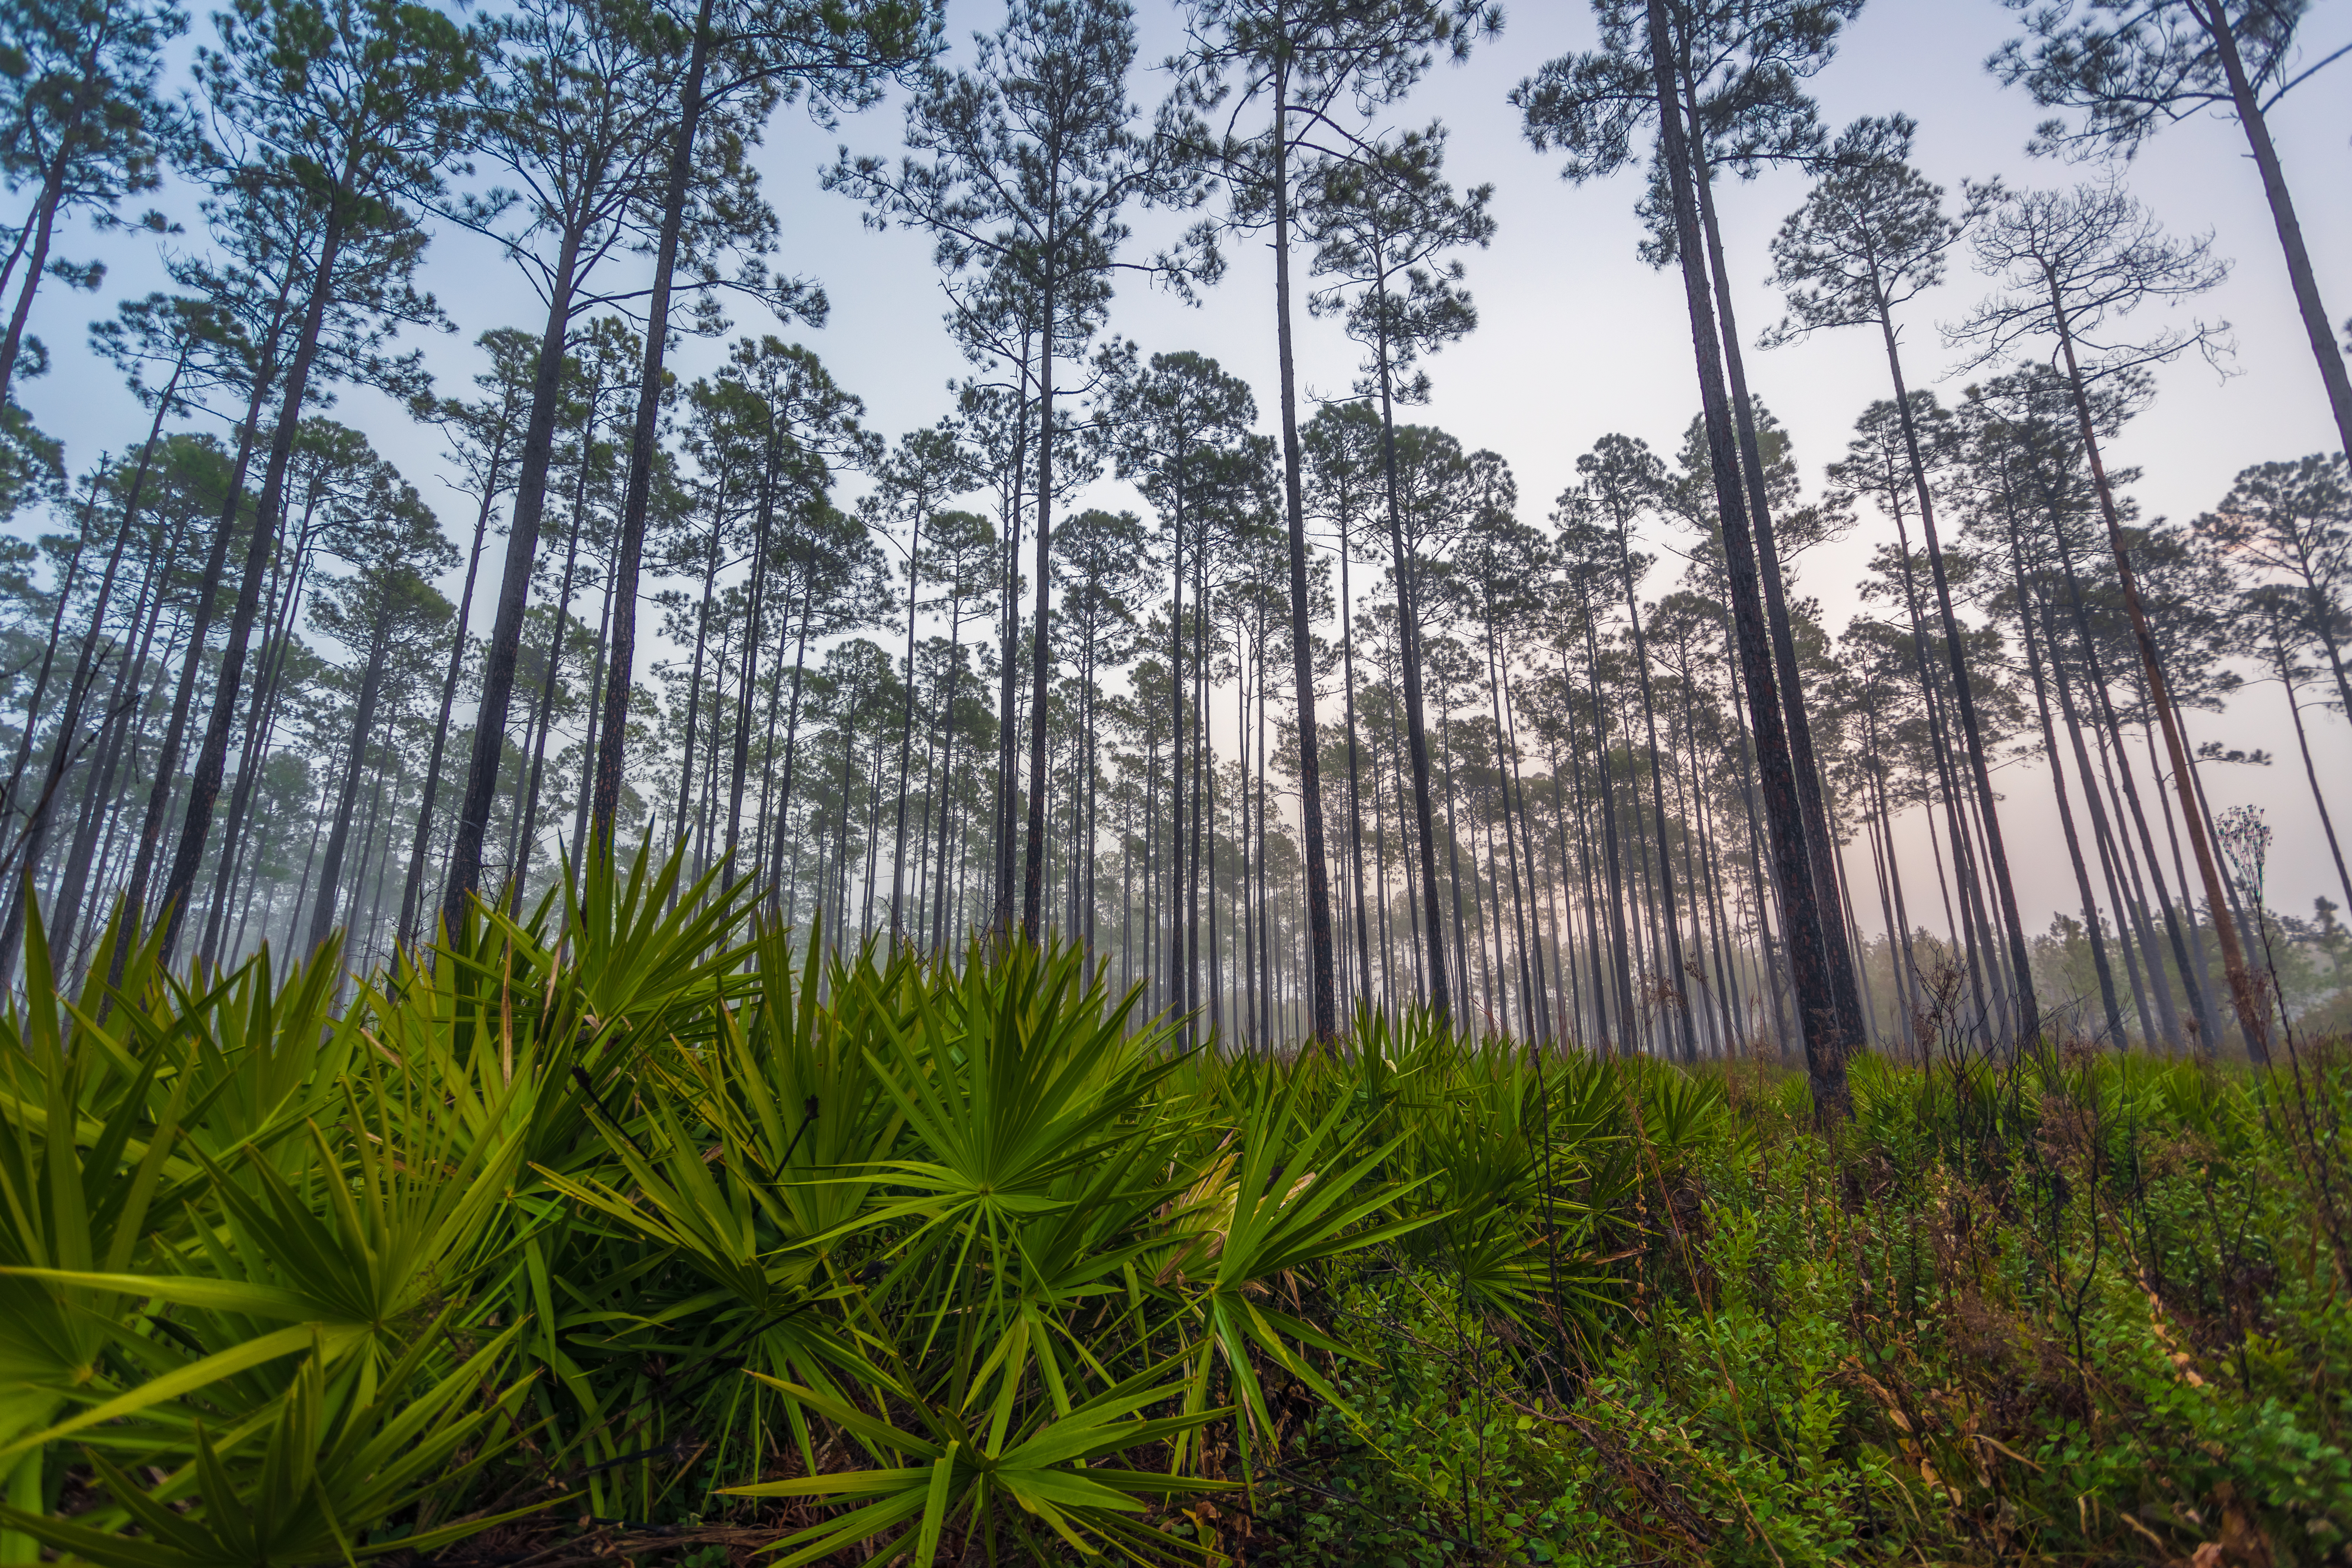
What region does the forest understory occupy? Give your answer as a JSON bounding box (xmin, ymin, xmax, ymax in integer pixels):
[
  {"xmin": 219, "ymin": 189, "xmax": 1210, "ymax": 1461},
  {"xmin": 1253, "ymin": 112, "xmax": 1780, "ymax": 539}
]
[{"xmin": 1, "ymin": 852, "xmax": 2348, "ymax": 1568}]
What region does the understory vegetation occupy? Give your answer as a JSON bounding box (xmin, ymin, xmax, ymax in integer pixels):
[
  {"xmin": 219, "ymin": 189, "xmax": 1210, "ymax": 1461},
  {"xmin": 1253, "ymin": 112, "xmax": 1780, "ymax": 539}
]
[{"xmin": 3, "ymin": 854, "xmax": 2349, "ymax": 1568}]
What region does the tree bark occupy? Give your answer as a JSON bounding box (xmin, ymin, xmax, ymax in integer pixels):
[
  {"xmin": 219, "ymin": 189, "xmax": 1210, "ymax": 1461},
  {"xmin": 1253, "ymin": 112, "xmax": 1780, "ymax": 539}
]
[
  {"xmin": 116, "ymin": 392, "xmax": 268, "ymax": 975},
  {"xmin": 1270, "ymin": 54, "xmax": 1338, "ymax": 1045},
  {"xmin": 397, "ymin": 464, "xmax": 498, "ymax": 946},
  {"xmin": 511, "ymin": 448, "xmax": 590, "ymax": 916},
  {"xmin": 1020, "ymin": 265, "xmax": 1056, "ymax": 941},
  {"xmin": 1376, "ymin": 315, "xmax": 1451, "ymax": 1028},
  {"xmin": 1646, "ymin": 0, "xmax": 1844, "ymax": 1116},
  {"xmin": 2191, "ymin": 0, "xmax": 2352, "ymax": 466},
  {"xmin": 1684, "ymin": 93, "xmax": 1868, "ymax": 1058},
  {"xmin": 2047, "ymin": 274, "xmax": 2269, "ymax": 1058},
  {"xmin": 2002, "ymin": 495, "xmax": 2123, "ymax": 1043},
  {"xmin": 0, "ymin": 161, "xmax": 65, "ymax": 409},
  {"xmin": 159, "ymin": 199, "xmax": 349, "ymax": 965},
  {"xmin": 1878, "ymin": 320, "xmax": 2041, "ymax": 1045},
  {"xmin": 308, "ymin": 617, "xmax": 391, "ymax": 948},
  {"xmin": 888, "ymin": 487, "xmax": 922, "ymax": 934},
  {"xmin": 588, "ymin": 0, "xmax": 716, "ymax": 859}
]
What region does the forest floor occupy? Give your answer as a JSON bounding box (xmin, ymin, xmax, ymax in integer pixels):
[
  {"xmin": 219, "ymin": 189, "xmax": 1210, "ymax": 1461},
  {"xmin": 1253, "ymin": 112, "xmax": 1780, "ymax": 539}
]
[{"xmin": 1251, "ymin": 1041, "xmax": 2352, "ymax": 1568}]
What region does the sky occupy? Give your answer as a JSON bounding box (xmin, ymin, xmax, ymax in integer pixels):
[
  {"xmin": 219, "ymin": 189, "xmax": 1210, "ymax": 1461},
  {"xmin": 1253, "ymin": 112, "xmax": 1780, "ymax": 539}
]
[{"xmin": 19, "ymin": 0, "xmax": 2352, "ymax": 944}]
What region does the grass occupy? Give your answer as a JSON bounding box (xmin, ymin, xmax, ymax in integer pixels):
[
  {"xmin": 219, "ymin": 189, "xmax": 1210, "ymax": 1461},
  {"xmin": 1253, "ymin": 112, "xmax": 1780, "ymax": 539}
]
[{"xmin": 1, "ymin": 847, "xmax": 2347, "ymax": 1566}]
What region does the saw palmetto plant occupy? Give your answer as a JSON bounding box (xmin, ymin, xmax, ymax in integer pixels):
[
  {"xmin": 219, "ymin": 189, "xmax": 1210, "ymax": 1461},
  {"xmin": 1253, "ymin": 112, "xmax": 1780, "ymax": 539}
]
[{"xmin": 0, "ymin": 843, "xmax": 1631, "ymax": 1568}]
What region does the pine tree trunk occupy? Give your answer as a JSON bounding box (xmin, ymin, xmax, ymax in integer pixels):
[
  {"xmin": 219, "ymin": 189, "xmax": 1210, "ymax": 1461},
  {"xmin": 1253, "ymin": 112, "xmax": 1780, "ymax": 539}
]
[
  {"xmin": 0, "ymin": 445, "xmax": 158, "ymax": 980},
  {"xmin": 1019, "ymin": 262, "xmax": 1057, "ymax": 942},
  {"xmin": 1878, "ymin": 321, "xmax": 2040, "ymax": 1043},
  {"xmin": 1684, "ymin": 96, "xmax": 1867, "ymax": 1058},
  {"xmin": 1267, "ymin": 56, "xmax": 1337, "ymax": 1044},
  {"xmin": 199, "ymin": 517, "xmax": 317, "ymax": 965},
  {"xmin": 727, "ymin": 449, "xmax": 772, "ymax": 873},
  {"xmin": 399, "ymin": 463, "xmax": 499, "ymax": 946},
  {"xmin": 2049, "ymin": 286, "xmax": 2267, "ymax": 1056},
  {"xmin": 1646, "ymin": 0, "xmax": 1843, "ymax": 1113},
  {"xmin": 116, "ymin": 293, "xmax": 289, "ymax": 982},
  {"xmin": 674, "ymin": 500, "xmax": 726, "ymax": 870},
  {"xmin": 55, "ymin": 493, "xmax": 187, "ymax": 967},
  {"xmin": 888, "ymin": 487, "xmax": 922, "ymax": 934},
  {"xmin": 2057, "ymin": 551, "xmax": 2201, "ymax": 1048},
  {"xmin": 588, "ymin": 0, "xmax": 716, "ymax": 859},
  {"xmin": 572, "ymin": 569, "xmax": 613, "ymax": 893},
  {"xmin": 932, "ymin": 601, "xmax": 965, "ymax": 953},
  {"xmin": 308, "ymin": 617, "xmax": 392, "ymax": 949},
  {"xmin": 2193, "ymin": 0, "xmax": 2352, "ymax": 465},
  {"xmin": 766, "ymin": 569, "xmax": 819, "ymax": 905},
  {"xmin": 0, "ymin": 162, "xmax": 65, "ymax": 408},
  {"xmin": 510, "ymin": 456, "xmax": 589, "ymax": 915},
  {"xmin": 159, "ymin": 201, "xmax": 351, "ymax": 965},
  {"xmin": 2263, "ymin": 610, "xmax": 2352, "ymax": 911},
  {"xmin": 1376, "ymin": 328, "xmax": 1451, "ymax": 1028},
  {"xmin": 1337, "ymin": 521, "xmax": 1374, "ymax": 1018},
  {"xmin": 1613, "ymin": 525, "xmax": 1696, "ymax": 1057},
  {"xmin": 991, "ymin": 336, "xmax": 1033, "ymax": 941},
  {"xmin": 1, "ymin": 493, "xmax": 96, "ymax": 865},
  {"xmin": 2006, "ymin": 512, "xmax": 2123, "ymax": 1043}
]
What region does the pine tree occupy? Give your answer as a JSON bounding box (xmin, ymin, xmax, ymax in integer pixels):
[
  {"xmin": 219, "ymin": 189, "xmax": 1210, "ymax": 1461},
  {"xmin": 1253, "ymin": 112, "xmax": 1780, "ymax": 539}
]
[
  {"xmin": 1991, "ymin": 0, "xmax": 2352, "ymax": 467},
  {"xmin": 0, "ymin": 0, "xmax": 186, "ymax": 407},
  {"xmin": 152, "ymin": 0, "xmax": 475, "ymax": 962},
  {"xmin": 1954, "ymin": 176, "xmax": 2268, "ymax": 1059},
  {"xmin": 1178, "ymin": 0, "xmax": 1498, "ymax": 1043}
]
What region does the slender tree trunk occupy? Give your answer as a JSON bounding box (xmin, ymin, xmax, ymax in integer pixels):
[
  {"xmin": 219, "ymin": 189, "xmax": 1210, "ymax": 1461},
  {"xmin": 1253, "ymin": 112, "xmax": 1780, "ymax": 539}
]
[
  {"xmin": 511, "ymin": 455, "xmax": 590, "ymax": 916},
  {"xmin": 1498, "ymin": 656, "xmax": 1552, "ymax": 1039},
  {"xmin": 889, "ymin": 493, "xmax": 922, "ymax": 935},
  {"xmin": 2049, "ymin": 280, "xmax": 2267, "ymax": 1057},
  {"xmin": 117, "ymin": 313, "xmax": 287, "ymax": 982},
  {"xmin": 991, "ymin": 335, "xmax": 1033, "ymax": 941},
  {"xmin": 1376, "ymin": 324, "xmax": 1451, "ymax": 1027},
  {"xmin": 1879, "ymin": 320, "xmax": 2040, "ymax": 1043},
  {"xmin": 44, "ymin": 348, "xmax": 192, "ymax": 960},
  {"xmin": 0, "ymin": 163, "xmax": 64, "ymax": 409},
  {"xmin": 1337, "ymin": 522, "xmax": 1374, "ymax": 1021},
  {"xmin": 2190, "ymin": 0, "xmax": 2352, "ymax": 465},
  {"xmin": 2061, "ymin": 631, "xmax": 2175, "ymax": 1047},
  {"xmin": 2, "ymin": 489, "xmax": 96, "ymax": 851},
  {"xmin": 2264, "ymin": 612, "xmax": 2352, "ymax": 912},
  {"xmin": 2056, "ymin": 547, "xmax": 2199, "ymax": 1048},
  {"xmin": 674, "ymin": 508, "xmax": 725, "ymax": 869},
  {"xmin": 2004, "ymin": 503, "xmax": 2123, "ymax": 1043},
  {"xmin": 1648, "ymin": 0, "xmax": 1843, "ymax": 1114},
  {"xmin": 1685, "ymin": 96, "xmax": 1867, "ymax": 1057},
  {"xmin": 1019, "ymin": 260, "xmax": 1058, "ymax": 942},
  {"xmin": 200, "ymin": 519, "xmax": 316, "ymax": 966},
  {"xmin": 766, "ymin": 571, "xmax": 819, "ymax": 904},
  {"xmin": 308, "ymin": 620, "xmax": 391, "ymax": 948},
  {"xmin": 589, "ymin": 0, "xmax": 716, "ymax": 858},
  {"xmin": 1613, "ymin": 527, "xmax": 1696, "ymax": 1057},
  {"xmin": 932, "ymin": 602, "xmax": 965, "ymax": 953},
  {"xmin": 440, "ymin": 216, "xmax": 594, "ymax": 929},
  {"xmin": 1268, "ymin": 55, "xmax": 1337, "ymax": 1043},
  {"xmin": 159, "ymin": 198, "xmax": 352, "ymax": 964},
  {"xmin": 0, "ymin": 461, "xmax": 141, "ymax": 983},
  {"xmin": 572, "ymin": 568, "xmax": 613, "ymax": 889},
  {"xmin": 56, "ymin": 494, "xmax": 187, "ymax": 966},
  {"xmin": 398, "ymin": 466, "xmax": 498, "ymax": 945},
  {"xmin": 1580, "ymin": 610, "xmax": 1637, "ymax": 1048},
  {"xmin": 727, "ymin": 448, "xmax": 773, "ymax": 874}
]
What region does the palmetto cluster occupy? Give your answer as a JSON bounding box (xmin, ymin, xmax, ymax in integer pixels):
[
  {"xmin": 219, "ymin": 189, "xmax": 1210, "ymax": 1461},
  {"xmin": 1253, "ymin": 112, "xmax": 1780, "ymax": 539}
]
[{"xmin": 0, "ymin": 841, "xmax": 1690, "ymax": 1566}]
